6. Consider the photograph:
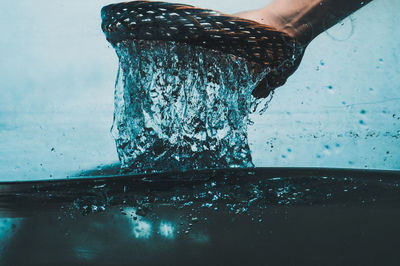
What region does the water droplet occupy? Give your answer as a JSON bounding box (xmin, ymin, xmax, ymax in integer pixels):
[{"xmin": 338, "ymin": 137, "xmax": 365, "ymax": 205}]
[
  {"xmin": 110, "ymin": 40, "xmax": 262, "ymax": 172},
  {"xmin": 183, "ymin": 201, "xmax": 193, "ymax": 207}
]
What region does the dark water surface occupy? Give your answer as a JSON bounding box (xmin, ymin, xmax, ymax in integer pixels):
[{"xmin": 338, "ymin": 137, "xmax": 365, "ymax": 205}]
[{"xmin": 1, "ymin": 168, "xmax": 400, "ymax": 265}]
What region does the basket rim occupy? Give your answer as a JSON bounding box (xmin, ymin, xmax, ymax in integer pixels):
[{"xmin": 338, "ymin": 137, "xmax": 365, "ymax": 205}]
[{"xmin": 101, "ymin": 1, "xmax": 305, "ymax": 97}]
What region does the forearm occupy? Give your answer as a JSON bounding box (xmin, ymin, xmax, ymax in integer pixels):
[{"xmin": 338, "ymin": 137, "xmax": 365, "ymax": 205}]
[{"xmin": 260, "ymin": 0, "xmax": 373, "ymax": 44}]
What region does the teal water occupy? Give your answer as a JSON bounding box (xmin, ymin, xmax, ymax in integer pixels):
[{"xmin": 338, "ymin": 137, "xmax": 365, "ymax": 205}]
[
  {"xmin": 111, "ymin": 39, "xmax": 271, "ymax": 173},
  {"xmin": 0, "ymin": 0, "xmax": 399, "ymax": 182},
  {"xmin": 0, "ymin": 0, "xmax": 399, "ymax": 264},
  {"xmin": 1, "ymin": 168, "xmax": 400, "ymax": 265}
]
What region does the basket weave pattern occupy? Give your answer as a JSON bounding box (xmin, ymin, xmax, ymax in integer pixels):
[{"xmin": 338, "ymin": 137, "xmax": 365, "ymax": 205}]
[{"xmin": 101, "ymin": 1, "xmax": 304, "ymax": 97}]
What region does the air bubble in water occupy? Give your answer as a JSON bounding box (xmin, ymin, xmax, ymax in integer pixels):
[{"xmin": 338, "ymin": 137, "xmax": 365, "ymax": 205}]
[{"xmin": 110, "ymin": 40, "xmax": 269, "ymax": 173}]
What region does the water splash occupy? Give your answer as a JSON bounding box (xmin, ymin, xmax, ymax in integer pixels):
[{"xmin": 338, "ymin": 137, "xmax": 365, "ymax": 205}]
[{"xmin": 111, "ymin": 40, "xmax": 269, "ymax": 173}]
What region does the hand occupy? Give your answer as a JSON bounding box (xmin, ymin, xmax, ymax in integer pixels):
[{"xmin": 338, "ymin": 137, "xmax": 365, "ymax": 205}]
[
  {"xmin": 235, "ymin": 7, "xmax": 308, "ymax": 98},
  {"xmin": 236, "ymin": 0, "xmax": 372, "ymax": 98}
]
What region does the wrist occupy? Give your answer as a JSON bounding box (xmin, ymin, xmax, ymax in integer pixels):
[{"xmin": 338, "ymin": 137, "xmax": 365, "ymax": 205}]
[
  {"xmin": 234, "ymin": 2, "xmax": 316, "ymax": 46},
  {"xmin": 261, "ymin": 0, "xmax": 320, "ymax": 46}
]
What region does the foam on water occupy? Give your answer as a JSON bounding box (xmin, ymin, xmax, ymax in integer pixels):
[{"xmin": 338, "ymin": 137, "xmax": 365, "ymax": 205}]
[{"xmin": 111, "ymin": 40, "xmax": 270, "ymax": 173}]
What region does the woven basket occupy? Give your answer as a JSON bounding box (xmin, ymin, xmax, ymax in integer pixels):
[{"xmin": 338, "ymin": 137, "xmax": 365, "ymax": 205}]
[{"xmin": 101, "ymin": 1, "xmax": 305, "ymax": 98}]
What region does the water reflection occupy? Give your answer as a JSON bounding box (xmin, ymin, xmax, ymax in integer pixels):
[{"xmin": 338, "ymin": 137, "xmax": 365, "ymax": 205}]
[
  {"xmin": 122, "ymin": 207, "xmax": 152, "ymax": 239},
  {"xmin": 74, "ymin": 247, "xmax": 97, "ymax": 261},
  {"xmin": 0, "ymin": 218, "xmax": 21, "ymax": 258},
  {"xmin": 158, "ymin": 222, "xmax": 175, "ymax": 239},
  {"xmin": 0, "ymin": 168, "xmax": 400, "ymax": 265},
  {"xmin": 0, "ymin": 218, "xmax": 15, "ymax": 240}
]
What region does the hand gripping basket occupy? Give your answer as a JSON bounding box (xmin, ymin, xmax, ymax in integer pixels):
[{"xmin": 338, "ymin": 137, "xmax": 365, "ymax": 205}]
[{"xmin": 101, "ymin": 1, "xmax": 305, "ymax": 98}]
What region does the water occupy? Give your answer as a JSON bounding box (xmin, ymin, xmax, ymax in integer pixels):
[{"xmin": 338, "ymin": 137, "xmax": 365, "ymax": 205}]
[
  {"xmin": 111, "ymin": 39, "xmax": 270, "ymax": 173},
  {"xmin": 0, "ymin": 0, "xmax": 399, "ymax": 264},
  {"xmin": 1, "ymin": 168, "xmax": 400, "ymax": 265}
]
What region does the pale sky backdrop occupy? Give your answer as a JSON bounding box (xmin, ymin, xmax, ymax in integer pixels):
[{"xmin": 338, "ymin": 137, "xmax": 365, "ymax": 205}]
[{"xmin": 0, "ymin": 0, "xmax": 399, "ymax": 180}]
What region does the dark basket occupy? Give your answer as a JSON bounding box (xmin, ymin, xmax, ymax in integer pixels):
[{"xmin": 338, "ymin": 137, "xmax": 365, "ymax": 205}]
[{"xmin": 101, "ymin": 1, "xmax": 305, "ymax": 97}]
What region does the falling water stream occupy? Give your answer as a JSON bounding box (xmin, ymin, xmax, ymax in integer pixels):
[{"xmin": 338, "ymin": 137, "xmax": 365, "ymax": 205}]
[{"xmin": 112, "ymin": 39, "xmax": 270, "ymax": 173}]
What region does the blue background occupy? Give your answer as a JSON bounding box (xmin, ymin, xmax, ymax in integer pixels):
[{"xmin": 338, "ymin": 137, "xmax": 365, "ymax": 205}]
[{"xmin": 0, "ymin": 0, "xmax": 399, "ymax": 180}]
